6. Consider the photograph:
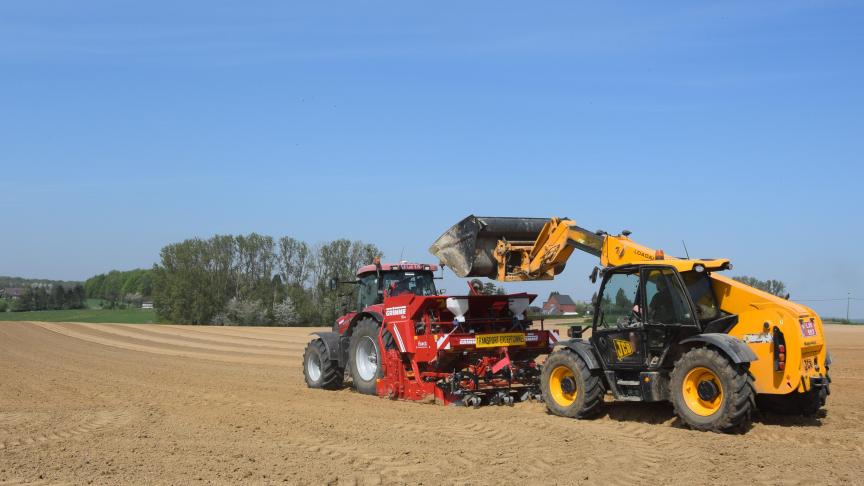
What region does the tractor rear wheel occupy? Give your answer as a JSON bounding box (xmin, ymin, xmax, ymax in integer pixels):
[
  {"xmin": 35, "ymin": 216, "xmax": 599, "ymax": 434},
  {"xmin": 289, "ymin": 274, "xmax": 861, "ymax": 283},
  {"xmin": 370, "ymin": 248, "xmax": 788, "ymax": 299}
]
[
  {"xmin": 303, "ymin": 338, "xmax": 344, "ymax": 390},
  {"xmin": 348, "ymin": 318, "xmax": 395, "ymax": 395},
  {"xmin": 541, "ymin": 349, "xmax": 605, "ymax": 419},
  {"xmin": 670, "ymin": 347, "xmax": 753, "ymax": 432}
]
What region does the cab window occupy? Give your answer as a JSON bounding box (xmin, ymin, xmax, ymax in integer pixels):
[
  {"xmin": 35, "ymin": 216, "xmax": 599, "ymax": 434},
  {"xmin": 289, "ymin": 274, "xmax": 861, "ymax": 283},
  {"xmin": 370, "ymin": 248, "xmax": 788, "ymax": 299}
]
[
  {"xmin": 383, "ymin": 272, "xmax": 437, "ymax": 298},
  {"xmin": 643, "ymin": 268, "xmax": 697, "ymax": 326},
  {"xmin": 597, "ymin": 271, "xmax": 640, "ymax": 329},
  {"xmin": 680, "ymin": 271, "xmax": 720, "ymax": 321},
  {"xmin": 357, "ymin": 274, "xmax": 379, "ymax": 309}
]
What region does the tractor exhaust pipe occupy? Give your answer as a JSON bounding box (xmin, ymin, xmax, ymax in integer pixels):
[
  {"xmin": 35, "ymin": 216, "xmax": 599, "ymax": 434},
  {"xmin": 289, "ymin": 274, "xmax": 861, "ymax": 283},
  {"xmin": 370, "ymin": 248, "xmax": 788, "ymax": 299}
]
[{"xmin": 429, "ymin": 215, "xmax": 549, "ymax": 278}]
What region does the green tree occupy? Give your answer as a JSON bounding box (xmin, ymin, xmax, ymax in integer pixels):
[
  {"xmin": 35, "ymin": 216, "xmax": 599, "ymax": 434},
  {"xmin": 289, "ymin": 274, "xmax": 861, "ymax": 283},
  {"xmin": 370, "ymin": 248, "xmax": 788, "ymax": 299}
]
[
  {"xmin": 732, "ymin": 276, "xmax": 787, "ymax": 297},
  {"xmin": 151, "ymin": 233, "xmax": 381, "ymax": 326},
  {"xmin": 273, "ymin": 296, "xmax": 299, "ymax": 326},
  {"xmin": 480, "ymin": 282, "xmax": 505, "ymax": 295},
  {"xmin": 50, "ymin": 284, "xmax": 66, "ymax": 310}
]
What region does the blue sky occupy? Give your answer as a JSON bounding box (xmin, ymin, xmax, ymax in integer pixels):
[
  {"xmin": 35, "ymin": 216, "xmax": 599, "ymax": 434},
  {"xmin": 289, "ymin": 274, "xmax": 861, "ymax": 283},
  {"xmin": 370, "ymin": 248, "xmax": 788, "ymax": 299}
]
[{"xmin": 1, "ymin": 1, "xmax": 861, "ymax": 317}]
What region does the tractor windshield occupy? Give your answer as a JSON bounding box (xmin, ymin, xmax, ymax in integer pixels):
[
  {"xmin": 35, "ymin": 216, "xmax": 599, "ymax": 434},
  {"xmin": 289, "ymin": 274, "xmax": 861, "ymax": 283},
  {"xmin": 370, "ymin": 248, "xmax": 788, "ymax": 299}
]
[
  {"xmin": 356, "ymin": 271, "xmax": 437, "ymax": 309},
  {"xmin": 383, "ymin": 271, "xmax": 437, "ymax": 298}
]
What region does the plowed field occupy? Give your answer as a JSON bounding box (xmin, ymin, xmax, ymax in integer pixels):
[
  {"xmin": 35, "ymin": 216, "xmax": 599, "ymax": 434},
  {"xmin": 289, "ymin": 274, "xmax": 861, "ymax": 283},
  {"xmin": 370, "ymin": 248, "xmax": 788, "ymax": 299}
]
[{"xmin": 1, "ymin": 322, "xmax": 862, "ymax": 485}]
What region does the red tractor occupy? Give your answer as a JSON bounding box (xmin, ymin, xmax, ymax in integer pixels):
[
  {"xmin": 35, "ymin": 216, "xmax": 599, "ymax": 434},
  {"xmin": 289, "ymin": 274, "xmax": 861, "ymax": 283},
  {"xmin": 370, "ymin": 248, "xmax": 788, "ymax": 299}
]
[{"xmin": 302, "ymin": 259, "xmax": 559, "ymax": 406}]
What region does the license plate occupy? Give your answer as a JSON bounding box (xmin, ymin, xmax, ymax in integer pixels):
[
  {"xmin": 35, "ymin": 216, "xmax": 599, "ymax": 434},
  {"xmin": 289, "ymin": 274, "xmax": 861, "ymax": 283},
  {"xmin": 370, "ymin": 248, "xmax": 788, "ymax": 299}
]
[
  {"xmin": 800, "ymin": 319, "xmax": 817, "ymax": 337},
  {"xmin": 475, "ymin": 333, "xmax": 526, "ymax": 348}
]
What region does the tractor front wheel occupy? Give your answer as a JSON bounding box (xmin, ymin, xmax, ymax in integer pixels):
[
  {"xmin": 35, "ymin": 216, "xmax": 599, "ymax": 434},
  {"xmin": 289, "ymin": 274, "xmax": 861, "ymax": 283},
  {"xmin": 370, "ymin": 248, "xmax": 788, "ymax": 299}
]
[
  {"xmin": 670, "ymin": 347, "xmax": 753, "ymax": 432},
  {"xmin": 303, "ymin": 338, "xmax": 344, "ymax": 390},
  {"xmin": 541, "ymin": 349, "xmax": 605, "ymax": 419}
]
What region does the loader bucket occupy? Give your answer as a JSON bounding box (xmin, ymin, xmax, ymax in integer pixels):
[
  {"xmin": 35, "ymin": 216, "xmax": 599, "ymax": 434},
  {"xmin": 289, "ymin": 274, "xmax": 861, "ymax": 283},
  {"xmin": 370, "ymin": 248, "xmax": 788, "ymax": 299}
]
[{"xmin": 429, "ymin": 215, "xmax": 549, "ymax": 278}]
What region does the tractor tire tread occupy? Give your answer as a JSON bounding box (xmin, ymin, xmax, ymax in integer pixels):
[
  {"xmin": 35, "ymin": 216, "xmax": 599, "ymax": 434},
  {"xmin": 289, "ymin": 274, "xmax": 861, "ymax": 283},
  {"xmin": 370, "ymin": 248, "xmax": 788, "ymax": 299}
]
[
  {"xmin": 303, "ymin": 338, "xmax": 344, "ymax": 390},
  {"xmin": 542, "ymin": 349, "xmax": 605, "ymax": 419},
  {"xmin": 670, "ymin": 347, "xmax": 753, "ymax": 432},
  {"xmin": 348, "ymin": 318, "xmax": 383, "ymax": 395}
]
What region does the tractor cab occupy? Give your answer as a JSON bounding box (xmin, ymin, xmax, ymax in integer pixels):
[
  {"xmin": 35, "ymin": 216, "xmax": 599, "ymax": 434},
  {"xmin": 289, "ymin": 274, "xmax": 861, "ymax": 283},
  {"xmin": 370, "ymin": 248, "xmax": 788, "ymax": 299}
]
[
  {"xmin": 354, "ymin": 261, "xmax": 438, "ymax": 310},
  {"xmin": 591, "ymin": 264, "xmax": 701, "ymax": 373}
]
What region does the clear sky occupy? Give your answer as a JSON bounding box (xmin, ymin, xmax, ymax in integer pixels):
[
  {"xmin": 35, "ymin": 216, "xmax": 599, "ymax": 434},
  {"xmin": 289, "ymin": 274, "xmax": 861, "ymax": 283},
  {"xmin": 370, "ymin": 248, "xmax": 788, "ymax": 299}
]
[{"xmin": 1, "ymin": 1, "xmax": 861, "ymax": 318}]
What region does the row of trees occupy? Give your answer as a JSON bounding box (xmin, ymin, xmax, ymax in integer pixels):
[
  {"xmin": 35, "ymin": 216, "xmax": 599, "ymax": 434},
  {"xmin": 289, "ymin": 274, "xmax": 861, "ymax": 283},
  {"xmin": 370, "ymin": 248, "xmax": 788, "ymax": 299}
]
[
  {"xmin": 84, "ymin": 269, "xmax": 154, "ymax": 308},
  {"xmin": 0, "ymin": 276, "xmax": 81, "ymax": 289},
  {"xmin": 732, "ymin": 276, "xmax": 787, "ymax": 297},
  {"xmin": 6, "ymin": 284, "xmax": 86, "ymax": 312},
  {"xmin": 152, "ymin": 234, "xmax": 382, "ymax": 326}
]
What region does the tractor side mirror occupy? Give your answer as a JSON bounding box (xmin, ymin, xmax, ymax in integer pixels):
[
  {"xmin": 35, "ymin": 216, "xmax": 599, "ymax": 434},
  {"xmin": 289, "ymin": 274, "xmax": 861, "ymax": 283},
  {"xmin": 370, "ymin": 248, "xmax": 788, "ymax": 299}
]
[{"xmin": 589, "ymin": 267, "xmax": 599, "ymax": 284}]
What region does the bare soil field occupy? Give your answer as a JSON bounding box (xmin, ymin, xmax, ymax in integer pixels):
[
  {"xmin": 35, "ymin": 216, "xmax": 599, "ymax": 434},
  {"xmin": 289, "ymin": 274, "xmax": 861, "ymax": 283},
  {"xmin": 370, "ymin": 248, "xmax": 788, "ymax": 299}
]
[{"xmin": 1, "ymin": 322, "xmax": 862, "ymax": 485}]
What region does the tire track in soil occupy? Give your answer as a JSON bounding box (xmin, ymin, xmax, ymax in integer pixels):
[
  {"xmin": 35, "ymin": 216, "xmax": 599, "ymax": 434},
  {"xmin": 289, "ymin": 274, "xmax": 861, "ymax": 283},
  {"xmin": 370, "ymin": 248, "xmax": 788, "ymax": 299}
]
[
  {"xmin": 283, "ymin": 433, "xmax": 440, "ymax": 485},
  {"xmin": 120, "ymin": 324, "xmax": 306, "ymax": 350},
  {"xmin": 393, "ymin": 406, "xmax": 670, "ymax": 485},
  {"xmin": 0, "ymin": 409, "xmax": 138, "ymax": 451},
  {"xmin": 0, "ymin": 480, "xmax": 74, "ymax": 486},
  {"xmin": 164, "ymin": 325, "xmax": 321, "ymax": 345},
  {"xmin": 32, "ymin": 323, "xmax": 295, "ymax": 366},
  {"xmin": 69, "ymin": 322, "xmax": 302, "ymax": 356}
]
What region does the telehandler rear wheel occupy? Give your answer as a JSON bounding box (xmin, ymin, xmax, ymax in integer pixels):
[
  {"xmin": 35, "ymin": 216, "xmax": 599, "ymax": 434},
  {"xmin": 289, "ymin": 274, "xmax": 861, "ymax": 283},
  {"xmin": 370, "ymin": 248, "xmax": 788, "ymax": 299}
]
[
  {"xmin": 303, "ymin": 338, "xmax": 344, "ymax": 390},
  {"xmin": 541, "ymin": 349, "xmax": 605, "ymax": 418},
  {"xmin": 671, "ymin": 347, "xmax": 753, "ymax": 432},
  {"xmin": 348, "ymin": 318, "xmax": 396, "ymax": 395}
]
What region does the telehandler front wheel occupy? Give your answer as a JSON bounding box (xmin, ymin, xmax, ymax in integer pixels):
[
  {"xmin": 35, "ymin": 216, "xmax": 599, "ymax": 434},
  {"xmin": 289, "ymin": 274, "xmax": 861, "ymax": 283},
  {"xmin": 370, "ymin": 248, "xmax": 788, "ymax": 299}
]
[
  {"xmin": 303, "ymin": 338, "xmax": 344, "ymax": 390},
  {"xmin": 670, "ymin": 347, "xmax": 753, "ymax": 432},
  {"xmin": 541, "ymin": 349, "xmax": 605, "ymax": 419}
]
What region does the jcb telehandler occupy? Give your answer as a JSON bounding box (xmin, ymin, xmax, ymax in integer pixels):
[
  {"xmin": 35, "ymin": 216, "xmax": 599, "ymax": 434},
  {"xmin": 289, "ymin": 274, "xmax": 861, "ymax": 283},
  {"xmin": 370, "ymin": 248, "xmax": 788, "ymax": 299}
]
[{"xmin": 430, "ymin": 216, "xmax": 831, "ymax": 432}]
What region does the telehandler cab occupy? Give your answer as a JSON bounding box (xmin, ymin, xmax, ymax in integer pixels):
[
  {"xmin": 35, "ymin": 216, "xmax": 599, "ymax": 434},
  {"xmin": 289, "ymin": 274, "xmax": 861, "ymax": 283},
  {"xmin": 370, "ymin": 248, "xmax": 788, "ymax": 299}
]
[{"xmin": 431, "ymin": 216, "xmax": 831, "ymax": 432}]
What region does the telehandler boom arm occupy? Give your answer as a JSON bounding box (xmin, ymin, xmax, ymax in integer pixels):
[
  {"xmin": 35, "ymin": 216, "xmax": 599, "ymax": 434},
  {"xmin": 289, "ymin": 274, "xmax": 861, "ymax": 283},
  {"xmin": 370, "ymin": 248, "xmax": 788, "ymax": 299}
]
[{"xmin": 429, "ymin": 215, "xmax": 728, "ymax": 281}]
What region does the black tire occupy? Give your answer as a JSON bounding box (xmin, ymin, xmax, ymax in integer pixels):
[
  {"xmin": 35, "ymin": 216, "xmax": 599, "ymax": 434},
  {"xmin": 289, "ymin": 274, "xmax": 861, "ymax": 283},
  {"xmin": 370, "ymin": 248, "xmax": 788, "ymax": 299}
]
[
  {"xmin": 541, "ymin": 349, "xmax": 605, "ymax": 419},
  {"xmin": 348, "ymin": 318, "xmax": 396, "ymax": 395},
  {"xmin": 303, "ymin": 338, "xmax": 344, "ymax": 390},
  {"xmin": 670, "ymin": 347, "xmax": 753, "ymax": 432}
]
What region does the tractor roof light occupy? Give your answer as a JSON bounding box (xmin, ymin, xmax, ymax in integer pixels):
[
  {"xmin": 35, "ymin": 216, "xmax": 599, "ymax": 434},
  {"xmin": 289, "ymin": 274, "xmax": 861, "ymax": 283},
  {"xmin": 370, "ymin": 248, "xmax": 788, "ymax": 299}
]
[
  {"xmin": 447, "ymin": 297, "xmax": 470, "ymax": 323},
  {"xmin": 655, "ymin": 249, "xmax": 665, "ymax": 260},
  {"xmin": 693, "ymin": 264, "xmax": 705, "ymax": 273}
]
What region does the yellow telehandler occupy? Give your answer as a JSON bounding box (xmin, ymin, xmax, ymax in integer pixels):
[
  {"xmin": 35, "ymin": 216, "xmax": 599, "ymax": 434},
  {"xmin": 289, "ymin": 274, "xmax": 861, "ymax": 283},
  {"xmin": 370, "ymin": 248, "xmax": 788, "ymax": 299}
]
[{"xmin": 430, "ymin": 216, "xmax": 830, "ymax": 431}]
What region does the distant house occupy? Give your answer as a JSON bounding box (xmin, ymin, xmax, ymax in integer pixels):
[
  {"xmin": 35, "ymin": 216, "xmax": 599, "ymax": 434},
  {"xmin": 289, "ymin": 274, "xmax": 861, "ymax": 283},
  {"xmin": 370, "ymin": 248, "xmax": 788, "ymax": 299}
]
[
  {"xmin": 1, "ymin": 287, "xmax": 25, "ymax": 300},
  {"xmin": 543, "ymin": 292, "xmax": 578, "ymax": 315}
]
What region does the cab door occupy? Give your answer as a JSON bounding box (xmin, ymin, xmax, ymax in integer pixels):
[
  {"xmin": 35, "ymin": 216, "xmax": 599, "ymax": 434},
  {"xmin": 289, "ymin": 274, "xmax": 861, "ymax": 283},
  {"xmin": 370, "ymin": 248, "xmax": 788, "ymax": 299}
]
[
  {"xmin": 640, "ymin": 266, "xmax": 701, "ymax": 368},
  {"xmin": 591, "ymin": 268, "xmax": 648, "ymax": 369}
]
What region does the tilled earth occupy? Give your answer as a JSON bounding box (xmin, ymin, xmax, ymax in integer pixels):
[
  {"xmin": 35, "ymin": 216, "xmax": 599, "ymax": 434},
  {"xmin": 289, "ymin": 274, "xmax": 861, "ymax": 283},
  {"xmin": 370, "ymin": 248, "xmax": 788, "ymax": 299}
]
[{"xmin": 1, "ymin": 322, "xmax": 862, "ymax": 485}]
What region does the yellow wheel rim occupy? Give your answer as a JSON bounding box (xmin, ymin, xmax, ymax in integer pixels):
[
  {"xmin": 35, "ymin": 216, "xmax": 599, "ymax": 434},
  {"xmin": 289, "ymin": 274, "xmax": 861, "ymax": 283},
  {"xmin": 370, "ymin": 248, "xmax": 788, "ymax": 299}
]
[
  {"xmin": 682, "ymin": 367, "xmax": 724, "ymax": 416},
  {"xmin": 549, "ymin": 365, "xmax": 578, "ymax": 407}
]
